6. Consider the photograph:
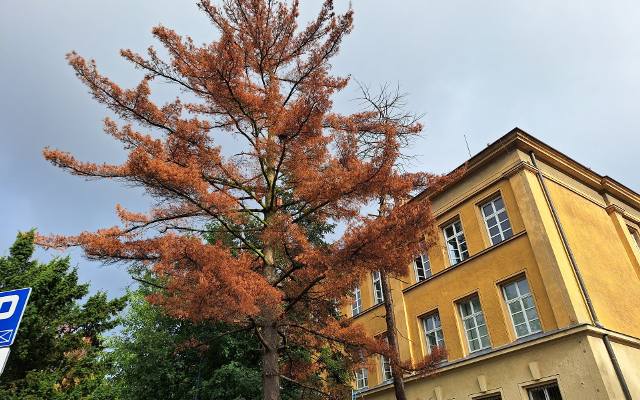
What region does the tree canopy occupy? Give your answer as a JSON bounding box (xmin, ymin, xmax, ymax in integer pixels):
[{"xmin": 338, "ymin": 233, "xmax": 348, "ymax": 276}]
[
  {"xmin": 40, "ymin": 1, "xmax": 442, "ymax": 398},
  {"xmin": 104, "ymin": 288, "xmax": 351, "ymax": 400},
  {"xmin": 0, "ymin": 231, "xmax": 126, "ymax": 399}
]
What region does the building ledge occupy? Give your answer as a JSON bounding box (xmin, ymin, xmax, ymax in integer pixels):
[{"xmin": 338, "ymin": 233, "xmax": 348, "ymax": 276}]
[
  {"xmin": 352, "ymin": 323, "xmax": 640, "ymax": 398},
  {"xmin": 402, "ymin": 230, "xmax": 528, "ymax": 295}
]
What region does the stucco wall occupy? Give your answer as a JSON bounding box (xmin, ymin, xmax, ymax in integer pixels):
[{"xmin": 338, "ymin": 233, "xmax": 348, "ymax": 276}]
[
  {"xmin": 357, "ymin": 329, "xmax": 613, "ymax": 400},
  {"xmin": 543, "ymin": 172, "xmax": 640, "ymax": 337}
]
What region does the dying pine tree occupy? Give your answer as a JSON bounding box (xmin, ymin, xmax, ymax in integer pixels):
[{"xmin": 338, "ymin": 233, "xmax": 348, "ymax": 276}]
[{"xmin": 40, "ymin": 1, "xmax": 446, "ymax": 398}]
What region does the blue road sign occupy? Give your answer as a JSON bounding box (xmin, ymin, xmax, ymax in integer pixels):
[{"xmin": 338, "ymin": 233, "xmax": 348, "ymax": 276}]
[{"xmin": 0, "ymin": 288, "xmax": 31, "ymax": 348}]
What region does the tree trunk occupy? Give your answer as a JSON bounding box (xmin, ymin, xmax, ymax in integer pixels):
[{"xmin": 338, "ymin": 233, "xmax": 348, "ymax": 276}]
[
  {"xmin": 380, "ymin": 269, "xmax": 408, "ymax": 400},
  {"xmin": 261, "ymin": 323, "xmax": 281, "ymax": 400}
]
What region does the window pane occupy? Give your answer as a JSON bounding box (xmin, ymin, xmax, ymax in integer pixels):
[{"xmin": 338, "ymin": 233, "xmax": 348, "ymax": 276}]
[
  {"xmin": 460, "ymin": 241, "xmax": 468, "ymax": 253},
  {"xmin": 504, "ymin": 283, "xmax": 518, "ymax": 300},
  {"xmin": 525, "ymin": 307, "xmax": 539, "ymax": 321},
  {"xmin": 447, "ymin": 238, "xmax": 458, "ymax": 252},
  {"xmin": 477, "ymin": 324, "xmax": 488, "ymax": 337},
  {"xmin": 515, "ymin": 323, "xmax": 529, "ymax": 337},
  {"xmin": 528, "ymin": 388, "xmax": 546, "ymax": 400},
  {"xmin": 509, "ymin": 301, "xmax": 523, "ymax": 314},
  {"xmin": 494, "ymin": 197, "xmax": 504, "ymax": 210},
  {"xmin": 426, "ymin": 318, "xmax": 434, "ymax": 330},
  {"xmin": 528, "ymin": 383, "xmax": 562, "ymax": 400},
  {"xmin": 478, "ymin": 395, "xmax": 502, "ymax": 400},
  {"xmin": 482, "ymin": 204, "xmax": 493, "ymax": 217},
  {"xmin": 445, "ymin": 226, "xmax": 454, "ymax": 237},
  {"xmin": 514, "ymin": 310, "xmax": 528, "ymax": 324},
  {"xmin": 529, "ymin": 318, "xmax": 542, "ymax": 333},
  {"xmin": 517, "ymin": 279, "xmax": 530, "ymax": 294},
  {"xmin": 546, "ymin": 384, "xmax": 562, "ymax": 400},
  {"xmin": 471, "ymin": 296, "xmax": 481, "ymax": 310},
  {"xmin": 454, "ymin": 221, "xmax": 462, "ymax": 232},
  {"xmin": 480, "ymin": 335, "xmax": 491, "ymax": 348},
  {"xmin": 503, "ymin": 227, "xmax": 513, "ymax": 239},
  {"xmin": 465, "ymin": 319, "xmax": 476, "ymax": 331},
  {"xmin": 489, "ymin": 226, "xmax": 500, "ymax": 237}
]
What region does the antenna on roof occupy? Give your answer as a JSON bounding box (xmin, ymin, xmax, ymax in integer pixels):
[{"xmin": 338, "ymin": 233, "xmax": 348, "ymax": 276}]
[{"xmin": 464, "ymin": 134, "xmax": 472, "ymax": 158}]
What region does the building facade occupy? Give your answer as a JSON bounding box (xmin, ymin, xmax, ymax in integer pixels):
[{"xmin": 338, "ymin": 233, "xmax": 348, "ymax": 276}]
[{"xmin": 345, "ymin": 129, "xmax": 640, "ymax": 400}]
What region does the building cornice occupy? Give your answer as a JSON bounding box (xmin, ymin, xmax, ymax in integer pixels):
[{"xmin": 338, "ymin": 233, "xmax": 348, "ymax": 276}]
[
  {"xmin": 416, "ymin": 128, "xmax": 640, "ymax": 212},
  {"xmin": 353, "ymin": 323, "xmax": 640, "ymax": 398}
]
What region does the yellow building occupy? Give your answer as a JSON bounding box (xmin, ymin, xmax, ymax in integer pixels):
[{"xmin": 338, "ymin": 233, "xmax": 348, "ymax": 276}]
[{"xmin": 346, "ymin": 128, "xmax": 640, "ymax": 400}]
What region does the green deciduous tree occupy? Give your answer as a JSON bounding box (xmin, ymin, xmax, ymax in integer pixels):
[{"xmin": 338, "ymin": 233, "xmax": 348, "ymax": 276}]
[
  {"xmin": 0, "ymin": 231, "xmax": 126, "ymax": 399},
  {"xmin": 104, "ymin": 289, "xmax": 349, "ymax": 400}
]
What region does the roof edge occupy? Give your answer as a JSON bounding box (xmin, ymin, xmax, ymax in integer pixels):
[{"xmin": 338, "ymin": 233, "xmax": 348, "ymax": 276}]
[{"xmin": 416, "ymin": 127, "xmax": 640, "ymax": 211}]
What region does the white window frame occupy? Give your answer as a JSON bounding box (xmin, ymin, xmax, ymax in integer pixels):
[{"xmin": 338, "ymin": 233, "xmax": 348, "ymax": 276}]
[
  {"xmin": 502, "ymin": 278, "xmax": 542, "ymax": 338},
  {"xmin": 355, "ymin": 368, "xmax": 368, "ymax": 390},
  {"xmin": 422, "ymin": 312, "xmax": 445, "ymax": 353},
  {"xmin": 372, "ymin": 271, "xmax": 384, "ymax": 304},
  {"xmin": 481, "ymin": 195, "xmax": 513, "ymax": 245},
  {"xmin": 527, "ymin": 381, "xmax": 563, "ymax": 400},
  {"xmin": 443, "ymin": 219, "xmax": 469, "ymax": 265},
  {"xmin": 413, "ymin": 253, "xmax": 432, "ymax": 282},
  {"xmin": 458, "ymin": 295, "xmax": 490, "ymax": 353},
  {"xmin": 352, "ymin": 286, "xmax": 362, "ymax": 316},
  {"xmin": 380, "ymin": 355, "xmax": 392, "ymax": 382}
]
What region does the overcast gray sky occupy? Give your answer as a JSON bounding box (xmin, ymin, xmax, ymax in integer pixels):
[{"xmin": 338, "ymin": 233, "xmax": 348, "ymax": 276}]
[{"xmin": 2, "ymin": 0, "xmax": 639, "ymax": 296}]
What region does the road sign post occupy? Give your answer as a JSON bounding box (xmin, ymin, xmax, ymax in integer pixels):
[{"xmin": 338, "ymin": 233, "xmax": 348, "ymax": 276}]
[{"xmin": 0, "ymin": 287, "xmax": 31, "ymax": 375}]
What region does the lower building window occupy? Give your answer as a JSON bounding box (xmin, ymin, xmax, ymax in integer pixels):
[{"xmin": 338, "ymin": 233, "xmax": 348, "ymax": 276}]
[
  {"xmin": 354, "ymin": 368, "xmax": 368, "ymax": 390},
  {"xmin": 501, "ymin": 277, "xmax": 542, "ymax": 338},
  {"xmin": 474, "ymin": 395, "xmax": 502, "ymax": 400},
  {"xmin": 459, "ymin": 295, "xmax": 491, "ymax": 353},
  {"xmin": 422, "ymin": 312, "xmax": 445, "ymax": 353},
  {"xmin": 527, "ymin": 382, "xmax": 563, "ymax": 400},
  {"xmin": 380, "ymin": 355, "xmax": 392, "ymax": 382},
  {"xmin": 352, "ymin": 286, "xmax": 362, "ymax": 316},
  {"xmin": 413, "ymin": 253, "xmax": 432, "ymax": 282},
  {"xmin": 372, "ymin": 271, "xmax": 384, "ymax": 304}
]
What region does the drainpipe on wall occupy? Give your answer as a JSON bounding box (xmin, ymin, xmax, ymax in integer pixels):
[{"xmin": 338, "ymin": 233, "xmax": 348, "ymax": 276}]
[{"xmin": 529, "ymin": 151, "xmax": 632, "ymax": 400}]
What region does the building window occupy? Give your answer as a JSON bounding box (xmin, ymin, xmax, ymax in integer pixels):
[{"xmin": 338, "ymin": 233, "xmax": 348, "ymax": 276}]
[
  {"xmin": 628, "ymin": 225, "xmax": 640, "ymax": 249},
  {"xmin": 354, "ymin": 368, "xmax": 368, "ymax": 390},
  {"xmin": 413, "ymin": 253, "xmax": 432, "ymax": 282},
  {"xmin": 380, "ymin": 355, "xmax": 392, "ymax": 382},
  {"xmin": 352, "ymin": 286, "xmax": 362, "ymax": 316},
  {"xmin": 372, "ymin": 271, "xmax": 384, "ymax": 304},
  {"xmin": 527, "ymin": 382, "xmax": 563, "ymax": 400},
  {"xmin": 502, "ymin": 277, "xmax": 542, "ymax": 338},
  {"xmin": 443, "ymin": 219, "xmax": 469, "ymax": 265},
  {"xmin": 459, "ymin": 295, "xmax": 490, "ymax": 353},
  {"xmin": 474, "ymin": 395, "xmax": 502, "ymax": 400},
  {"xmin": 422, "ymin": 312, "xmax": 445, "ymax": 353},
  {"xmin": 481, "ymin": 195, "xmax": 513, "ymax": 245}
]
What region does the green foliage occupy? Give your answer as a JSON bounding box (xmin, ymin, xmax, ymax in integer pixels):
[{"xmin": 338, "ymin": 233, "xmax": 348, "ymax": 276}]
[
  {"xmin": 103, "ymin": 291, "xmax": 281, "ymax": 400},
  {"xmin": 0, "ymin": 231, "xmax": 127, "ymax": 399}
]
